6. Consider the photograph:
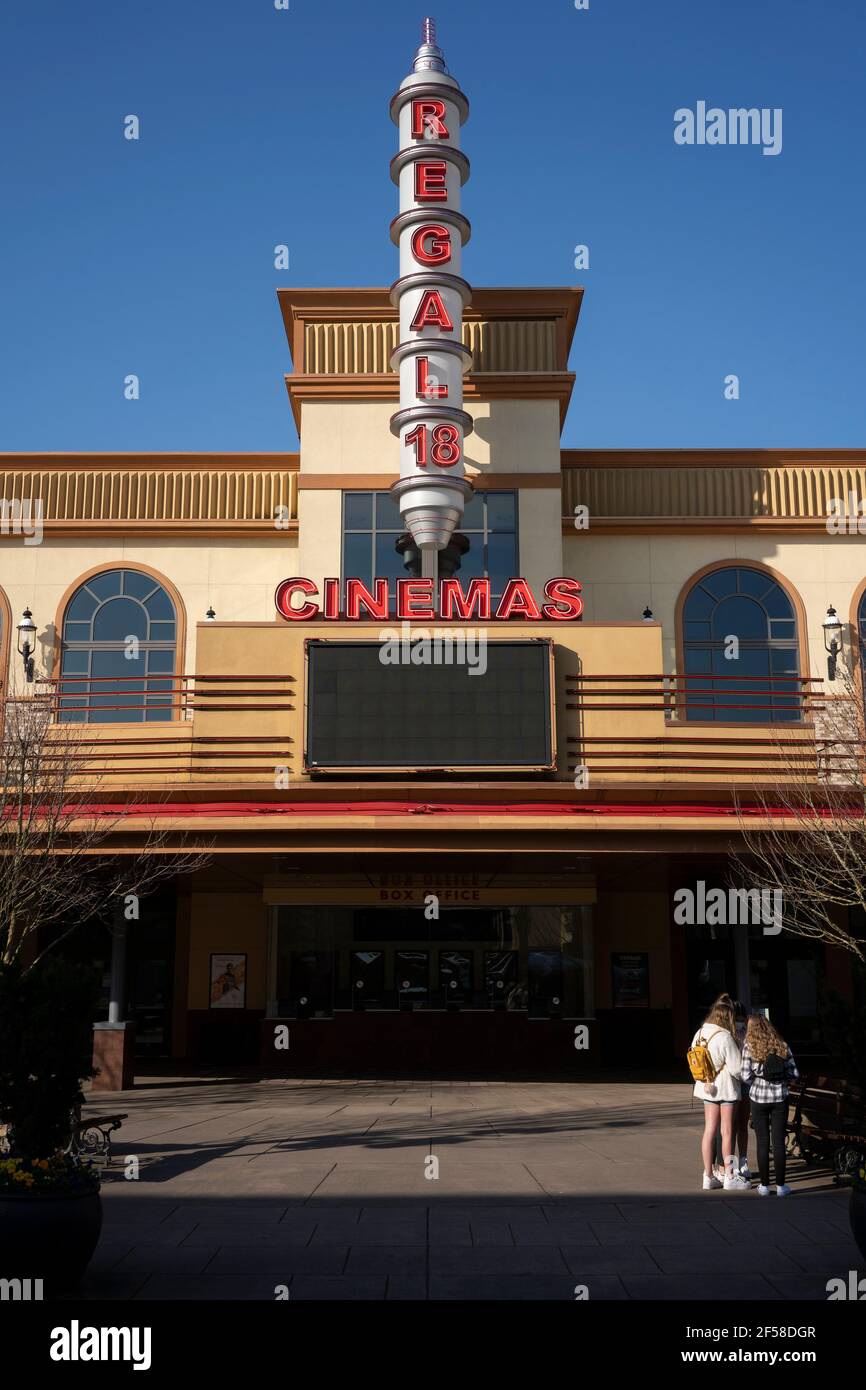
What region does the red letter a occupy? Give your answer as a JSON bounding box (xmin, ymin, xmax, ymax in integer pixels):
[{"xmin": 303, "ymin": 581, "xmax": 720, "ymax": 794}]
[{"xmin": 410, "ymin": 290, "xmax": 454, "ymax": 332}]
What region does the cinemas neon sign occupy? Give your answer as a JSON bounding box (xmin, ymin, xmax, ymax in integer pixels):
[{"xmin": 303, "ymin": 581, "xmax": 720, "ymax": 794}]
[{"xmin": 275, "ymin": 577, "xmax": 583, "ymax": 622}]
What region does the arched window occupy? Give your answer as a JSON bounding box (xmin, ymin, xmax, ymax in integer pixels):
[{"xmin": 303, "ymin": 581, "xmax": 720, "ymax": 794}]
[
  {"xmin": 681, "ymin": 565, "xmax": 801, "ymax": 722},
  {"xmin": 59, "ymin": 569, "xmax": 178, "ymax": 723},
  {"xmin": 857, "ymin": 588, "xmax": 866, "ymax": 667}
]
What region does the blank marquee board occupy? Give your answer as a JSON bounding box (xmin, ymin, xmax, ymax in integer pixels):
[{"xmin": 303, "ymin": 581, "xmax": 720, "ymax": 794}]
[{"xmin": 305, "ymin": 638, "xmax": 555, "ymax": 771}]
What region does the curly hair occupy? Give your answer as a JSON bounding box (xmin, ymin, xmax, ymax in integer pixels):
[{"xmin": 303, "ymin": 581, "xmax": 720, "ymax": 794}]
[{"xmin": 745, "ymin": 1013, "xmax": 788, "ymax": 1062}]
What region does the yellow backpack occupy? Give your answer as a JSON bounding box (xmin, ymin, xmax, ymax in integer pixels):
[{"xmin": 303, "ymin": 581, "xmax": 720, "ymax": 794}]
[{"xmin": 687, "ymin": 1029, "xmax": 725, "ymax": 1084}]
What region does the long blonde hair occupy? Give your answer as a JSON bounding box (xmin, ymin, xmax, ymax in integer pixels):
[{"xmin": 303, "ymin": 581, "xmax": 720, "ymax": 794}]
[
  {"xmin": 705, "ymin": 995, "xmax": 736, "ymax": 1038},
  {"xmin": 745, "ymin": 1013, "xmax": 788, "ymax": 1062}
]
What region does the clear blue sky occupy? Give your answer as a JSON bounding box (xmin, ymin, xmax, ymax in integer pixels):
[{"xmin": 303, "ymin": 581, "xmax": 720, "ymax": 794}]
[{"xmin": 1, "ymin": 0, "xmax": 863, "ymax": 451}]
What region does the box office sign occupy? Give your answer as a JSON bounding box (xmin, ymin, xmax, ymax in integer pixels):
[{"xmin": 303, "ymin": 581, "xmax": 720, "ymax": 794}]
[{"xmin": 263, "ymin": 874, "xmax": 597, "ymax": 907}]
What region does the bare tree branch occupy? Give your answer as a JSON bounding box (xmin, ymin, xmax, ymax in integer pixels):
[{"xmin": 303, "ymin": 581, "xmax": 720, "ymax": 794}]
[
  {"xmin": 0, "ymin": 680, "xmax": 212, "ymax": 970},
  {"xmin": 732, "ymin": 662, "xmax": 866, "ymax": 960}
]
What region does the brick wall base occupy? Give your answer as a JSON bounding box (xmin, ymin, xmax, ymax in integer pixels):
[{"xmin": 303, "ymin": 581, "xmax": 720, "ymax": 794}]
[{"xmin": 92, "ymin": 1022, "xmax": 137, "ymax": 1091}]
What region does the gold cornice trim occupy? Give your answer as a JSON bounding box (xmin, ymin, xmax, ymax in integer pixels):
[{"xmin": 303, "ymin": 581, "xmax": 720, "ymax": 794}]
[
  {"xmin": 561, "ymin": 449, "xmax": 866, "ymax": 468},
  {"xmin": 278, "ymin": 286, "xmax": 583, "ymax": 374},
  {"xmin": 561, "ymin": 518, "xmax": 853, "ymax": 534},
  {"xmin": 300, "ymin": 472, "xmax": 562, "ymax": 490},
  {"xmin": 561, "ymin": 463, "xmax": 866, "ymax": 524},
  {"xmin": 286, "ymin": 371, "xmax": 575, "ymax": 431},
  {"xmin": 0, "ymin": 453, "xmax": 300, "ymax": 471},
  {"xmin": 0, "ymin": 467, "xmax": 299, "ymax": 528}
]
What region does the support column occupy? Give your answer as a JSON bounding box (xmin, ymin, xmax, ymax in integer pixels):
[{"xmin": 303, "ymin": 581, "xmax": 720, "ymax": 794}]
[
  {"xmin": 421, "ymin": 549, "xmax": 438, "ymax": 587},
  {"xmin": 92, "ymin": 904, "xmax": 136, "ymax": 1091},
  {"xmin": 733, "ymin": 920, "xmax": 751, "ymax": 1013}
]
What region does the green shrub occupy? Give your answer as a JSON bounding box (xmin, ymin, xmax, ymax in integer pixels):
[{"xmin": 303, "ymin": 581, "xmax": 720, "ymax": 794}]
[{"xmin": 0, "ymin": 957, "xmax": 98, "ymax": 1162}]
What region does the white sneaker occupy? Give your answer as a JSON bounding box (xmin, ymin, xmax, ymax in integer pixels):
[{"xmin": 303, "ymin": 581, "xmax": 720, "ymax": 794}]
[
  {"xmin": 776, "ymin": 1184, "xmax": 792, "ymax": 1197},
  {"xmin": 739, "ymin": 1161, "xmax": 751, "ymax": 1180},
  {"xmin": 702, "ymin": 1173, "xmax": 723, "ymax": 1190},
  {"xmin": 757, "ymin": 1184, "xmax": 771, "ymax": 1196},
  {"xmin": 723, "ymin": 1172, "xmax": 750, "ymax": 1190},
  {"xmin": 712, "ymin": 1166, "xmax": 726, "ymax": 1182}
]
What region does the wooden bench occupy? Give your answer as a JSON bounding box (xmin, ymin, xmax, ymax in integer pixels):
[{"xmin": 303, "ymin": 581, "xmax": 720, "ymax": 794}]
[
  {"xmin": 786, "ymin": 1074, "xmax": 866, "ymax": 1181},
  {"xmin": 67, "ymin": 1109, "xmax": 128, "ymax": 1166}
]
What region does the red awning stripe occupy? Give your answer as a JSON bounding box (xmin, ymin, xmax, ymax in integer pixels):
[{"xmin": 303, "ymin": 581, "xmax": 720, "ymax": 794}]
[{"xmin": 41, "ymin": 800, "xmax": 840, "ymax": 820}]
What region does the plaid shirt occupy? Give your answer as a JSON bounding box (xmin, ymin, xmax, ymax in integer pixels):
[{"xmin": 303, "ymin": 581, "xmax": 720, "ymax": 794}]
[{"xmin": 740, "ymin": 1042, "xmax": 799, "ymax": 1105}]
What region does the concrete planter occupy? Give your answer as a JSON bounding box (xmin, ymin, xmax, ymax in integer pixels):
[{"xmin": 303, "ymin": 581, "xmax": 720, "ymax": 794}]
[
  {"xmin": 0, "ymin": 1188, "xmax": 102, "ymax": 1295},
  {"xmin": 851, "ymin": 1188, "xmax": 866, "ymax": 1264}
]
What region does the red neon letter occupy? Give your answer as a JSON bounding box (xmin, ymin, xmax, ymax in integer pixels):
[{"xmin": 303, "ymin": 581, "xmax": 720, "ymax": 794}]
[
  {"xmin": 345, "ymin": 578, "xmax": 390, "ymax": 621},
  {"xmin": 405, "ymin": 423, "xmax": 428, "ymax": 467},
  {"xmin": 323, "ymin": 577, "xmax": 341, "ymax": 620},
  {"xmin": 275, "ymin": 577, "xmax": 319, "ymax": 621},
  {"xmin": 495, "ymin": 579, "xmax": 542, "ymax": 621},
  {"xmin": 415, "ymin": 161, "xmax": 448, "ymax": 201},
  {"xmin": 410, "ymin": 290, "xmax": 453, "ymax": 332},
  {"xmin": 396, "ymin": 579, "xmax": 435, "ymax": 620},
  {"xmin": 416, "ymin": 357, "xmax": 448, "ymax": 400},
  {"xmin": 542, "ymin": 578, "xmax": 584, "ymax": 621},
  {"xmin": 431, "ymin": 424, "xmax": 460, "ymax": 467},
  {"xmin": 438, "ymin": 578, "xmax": 492, "ymax": 621},
  {"xmin": 412, "ymin": 99, "xmax": 449, "ymax": 139},
  {"xmin": 411, "ymin": 224, "xmax": 452, "ymax": 266}
]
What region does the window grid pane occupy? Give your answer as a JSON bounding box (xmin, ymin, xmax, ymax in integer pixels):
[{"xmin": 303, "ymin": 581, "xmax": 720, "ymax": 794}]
[
  {"xmin": 341, "ymin": 491, "xmax": 519, "ymax": 608},
  {"xmin": 682, "ymin": 567, "xmax": 801, "ymax": 724},
  {"xmin": 59, "ymin": 569, "xmax": 177, "ymax": 724}
]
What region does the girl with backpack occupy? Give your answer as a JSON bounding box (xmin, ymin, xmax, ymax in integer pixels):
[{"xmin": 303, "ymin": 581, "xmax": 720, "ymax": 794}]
[
  {"xmin": 741, "ymin": 1014, "xmax": 799, "ymax": 1196},
  {"xmin": 689, "ymin": 996, "xmax": 748, "ymax": 1191},
  {"xmin": 709, "ymin": 997, "xmax": 751, "ymax": 1181},
  {"xmin": 732, "ymin": 999, "xmax": 752, "ymax": 1179}
]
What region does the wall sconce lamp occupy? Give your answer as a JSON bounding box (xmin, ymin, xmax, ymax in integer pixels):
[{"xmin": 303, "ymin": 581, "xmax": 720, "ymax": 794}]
[
  {"xmin": 823, "ymin": 606, "xmax": 843, "ymax": 681},
  {"xmin": 16, "ymin": 608, "xmax": 37, "ymax": 683}
]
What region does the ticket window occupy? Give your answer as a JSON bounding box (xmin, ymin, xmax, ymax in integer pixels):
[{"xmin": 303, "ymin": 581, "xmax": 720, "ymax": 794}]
[
  {"xmin": 439, "ymin": 950, "xmax": 472, "ymax": 1010},
  {"xmin": 396, "ymin": 950, "xmax": 429, "ymax": 1011},
  {"xmin": 352, "ymin": 950, "xmax": 384, "ymax": 1011},
  {"xmin": 484, "ymin": 950, "xmax": 519, "ymax": 1010},
  {"xmin": 288, "ymin": 951, "xmax": 334, "ymax": 1019},
  {"xmin": 528, "ymin": 951, "xmax": 564, "ymax": 1018}
]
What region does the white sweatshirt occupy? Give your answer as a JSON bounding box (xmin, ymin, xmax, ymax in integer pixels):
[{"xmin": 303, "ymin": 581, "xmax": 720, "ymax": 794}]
[{"xmin": 691, "ymin": 1025, "xmax": 742, "ymax": 1102}]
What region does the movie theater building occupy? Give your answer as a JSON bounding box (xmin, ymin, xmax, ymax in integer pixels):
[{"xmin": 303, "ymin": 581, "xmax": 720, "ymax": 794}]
[{"xmin": 1, "ymin": 23, "xmax": 859, "ymax": 1083}]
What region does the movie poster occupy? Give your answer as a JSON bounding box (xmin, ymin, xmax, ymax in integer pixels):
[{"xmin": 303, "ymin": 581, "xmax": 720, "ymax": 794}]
[
  {"xmin": 209, "ymin": 954, "xmax": 247, "ymax": 1009},
  {"xmin": 611, "ymin": 952, "xmax": 650, "ymax": 1008}
]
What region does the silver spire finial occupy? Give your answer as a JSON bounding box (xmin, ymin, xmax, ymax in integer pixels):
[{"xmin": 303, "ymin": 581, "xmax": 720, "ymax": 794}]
[{"xmin": 414, "ymin": 16, "xmax": 447, "ymax": 73}]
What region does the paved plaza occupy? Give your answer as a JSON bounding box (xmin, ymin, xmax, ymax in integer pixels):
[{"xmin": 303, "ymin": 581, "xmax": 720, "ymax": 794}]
[{"xmin": 69, "ymin": 1074, "xmax": 863, "ymax": 1301}]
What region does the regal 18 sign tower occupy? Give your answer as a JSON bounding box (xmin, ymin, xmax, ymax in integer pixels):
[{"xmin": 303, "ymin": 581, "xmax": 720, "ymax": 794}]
[{"xmin": 389, "ymin": 18, "xmax": 473, "ymax": 581}]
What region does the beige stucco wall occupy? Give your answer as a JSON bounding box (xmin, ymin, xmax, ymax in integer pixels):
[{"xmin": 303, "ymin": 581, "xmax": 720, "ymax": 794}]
[
  {"xmin": 296, "ymin": 490, "xmax": 342, "ymax": 584},
  {"xmin": 564, "ymin": 531, "xmax": 866, "ymax": 682},
  {"xmin": 187, "ymin": 891, "xmax": 268, "ymax": 1010},
  {"xmin": 593, "ymin": 890, "xmax": 673, "ymax": 1010},
  {"xmin": 0, "ymin": 536, "xmax": 299, "ymax": 680},
  {"xmin": 298, "ymin": 398, "xmax": 563, "ymax": 475},
  {"xmin": 294, "ymin": 396, "xmax": 564, "ymax": 588}
]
